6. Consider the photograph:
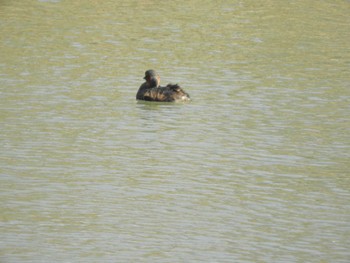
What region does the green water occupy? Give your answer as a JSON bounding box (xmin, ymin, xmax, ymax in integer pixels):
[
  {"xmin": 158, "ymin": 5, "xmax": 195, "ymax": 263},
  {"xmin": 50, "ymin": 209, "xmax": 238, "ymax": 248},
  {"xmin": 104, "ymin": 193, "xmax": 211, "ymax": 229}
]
[{"xmin": 1, "ymin": 0, "xmax": 349, "ymax": 262}]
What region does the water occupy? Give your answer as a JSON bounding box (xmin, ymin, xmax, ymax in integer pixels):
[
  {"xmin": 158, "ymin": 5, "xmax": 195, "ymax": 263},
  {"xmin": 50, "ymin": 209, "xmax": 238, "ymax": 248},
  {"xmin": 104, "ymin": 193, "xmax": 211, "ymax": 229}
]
[{"xmin": 1, "ymin": 0, "xmax": 349, "ymax": 262}]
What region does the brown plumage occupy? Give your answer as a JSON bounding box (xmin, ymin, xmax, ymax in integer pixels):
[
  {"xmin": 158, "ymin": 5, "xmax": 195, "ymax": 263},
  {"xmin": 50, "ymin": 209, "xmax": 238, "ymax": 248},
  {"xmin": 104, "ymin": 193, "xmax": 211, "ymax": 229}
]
[{"xmin": 136, "ymin": 70, "xmax": 190, "ymax": 102}]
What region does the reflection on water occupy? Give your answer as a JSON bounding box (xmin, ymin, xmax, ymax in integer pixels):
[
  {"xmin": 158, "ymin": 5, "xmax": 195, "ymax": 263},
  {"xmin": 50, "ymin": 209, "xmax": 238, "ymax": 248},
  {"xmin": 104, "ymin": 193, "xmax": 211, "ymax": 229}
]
[{"xmin": 1, "ymin": 0, "xmax": 349, "ymax": 262}]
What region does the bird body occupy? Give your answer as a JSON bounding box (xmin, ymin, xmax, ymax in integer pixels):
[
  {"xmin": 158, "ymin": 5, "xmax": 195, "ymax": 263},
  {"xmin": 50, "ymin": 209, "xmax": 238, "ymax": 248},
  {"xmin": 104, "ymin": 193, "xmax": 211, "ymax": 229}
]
[{"xmin": 136, "ymin": 70, "xmax": 190, "ymax": 102}]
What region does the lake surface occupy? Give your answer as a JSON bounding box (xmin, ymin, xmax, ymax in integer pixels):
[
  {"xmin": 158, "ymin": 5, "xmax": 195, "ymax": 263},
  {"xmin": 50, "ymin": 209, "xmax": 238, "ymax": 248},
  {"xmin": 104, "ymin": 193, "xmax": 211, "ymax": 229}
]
[{"xmin": 1, "ymin": 0, "xmax": 349, "ymax": 262}]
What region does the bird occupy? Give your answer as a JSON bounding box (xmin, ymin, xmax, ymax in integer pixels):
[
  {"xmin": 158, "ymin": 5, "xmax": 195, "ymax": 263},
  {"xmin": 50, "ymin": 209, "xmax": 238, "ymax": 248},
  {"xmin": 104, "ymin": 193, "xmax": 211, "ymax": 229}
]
[{"xmin": 136, "ymin": 70, "xmax": 190, "ymax": 102}]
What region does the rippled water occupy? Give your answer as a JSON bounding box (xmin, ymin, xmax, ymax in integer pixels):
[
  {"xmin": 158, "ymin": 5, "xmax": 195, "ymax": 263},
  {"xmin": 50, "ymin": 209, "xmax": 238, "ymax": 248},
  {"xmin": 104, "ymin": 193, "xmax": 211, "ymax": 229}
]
[{"xmin": 1, "ymin": 0, "xmax": 350, "ymax": 262}]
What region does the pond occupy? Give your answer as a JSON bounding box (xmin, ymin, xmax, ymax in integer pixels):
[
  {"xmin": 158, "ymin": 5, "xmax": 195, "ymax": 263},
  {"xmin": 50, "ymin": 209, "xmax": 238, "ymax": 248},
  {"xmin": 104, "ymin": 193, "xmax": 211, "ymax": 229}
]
[{"xmin": 1, "ymin": 0, "xmax": 349, "ymax": 262}]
